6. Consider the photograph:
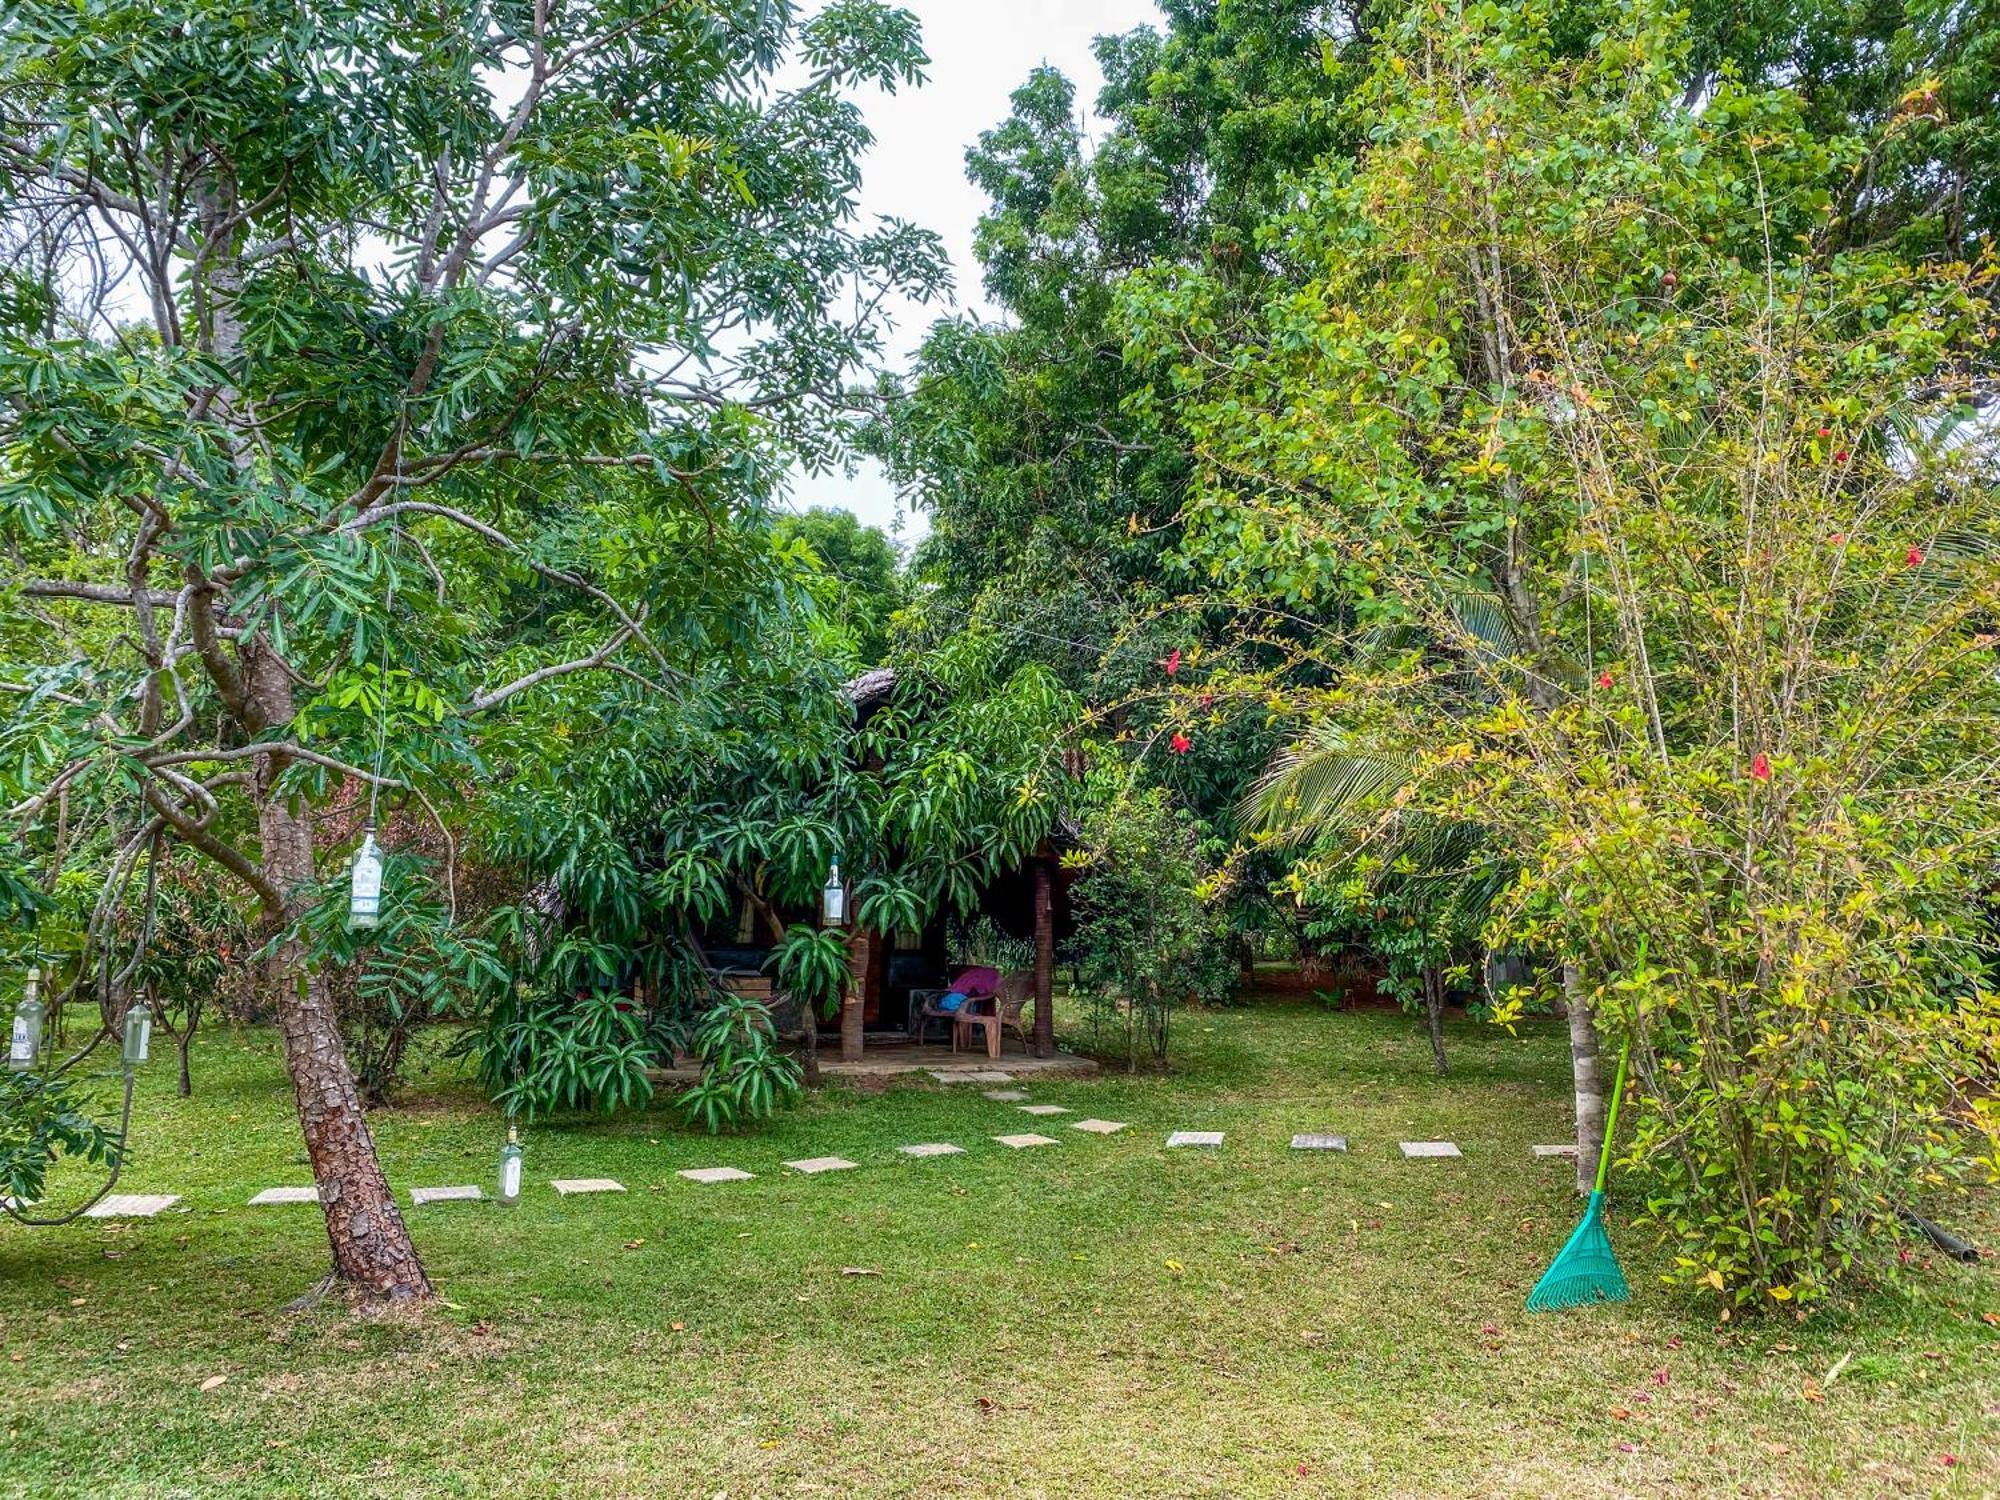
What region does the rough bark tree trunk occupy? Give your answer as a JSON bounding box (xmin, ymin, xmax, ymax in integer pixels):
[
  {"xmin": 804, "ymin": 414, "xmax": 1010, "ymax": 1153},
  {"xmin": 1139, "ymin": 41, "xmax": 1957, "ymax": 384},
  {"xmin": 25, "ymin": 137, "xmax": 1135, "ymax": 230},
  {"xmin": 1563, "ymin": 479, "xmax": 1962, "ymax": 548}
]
[
  {"xmin": 1031, "ymin": 858, "xmax": 1055, "ymax": 1059},
  {"xmin": 839, "ymin": 928, "xmax": 868, "ymax": 1063},
  {"xmin": 175, "ymin": 1030, "xmax": 194, "ymax": 1098},
  {"xmin": 247, "ymin": 645, "xmax": 431, "ymax": 1301},
  {"xmin": 1421, "ymin": 964, "xmax": 1448, "ymax": 1077},
  {"xmin": 1564, "ymin": 963, "xmax": 1604, "ymax": 1196}
]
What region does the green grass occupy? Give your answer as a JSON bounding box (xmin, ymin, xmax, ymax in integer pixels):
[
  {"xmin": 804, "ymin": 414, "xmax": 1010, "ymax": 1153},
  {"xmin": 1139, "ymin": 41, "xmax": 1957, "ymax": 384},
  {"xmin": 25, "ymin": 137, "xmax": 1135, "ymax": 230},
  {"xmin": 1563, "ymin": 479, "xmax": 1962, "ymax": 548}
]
[{"xmin": 2, "ymin": 996, "xmax": 1995, "ymax": 1498}]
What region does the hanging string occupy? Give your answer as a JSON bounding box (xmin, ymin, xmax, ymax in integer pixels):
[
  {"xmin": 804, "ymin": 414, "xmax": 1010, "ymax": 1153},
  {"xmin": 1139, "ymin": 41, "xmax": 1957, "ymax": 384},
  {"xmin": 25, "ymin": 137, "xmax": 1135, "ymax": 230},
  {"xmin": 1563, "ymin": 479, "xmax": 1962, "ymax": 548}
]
[{"xmin": 366, "ymin": 524, "xmax": 398, "ymax": 829}]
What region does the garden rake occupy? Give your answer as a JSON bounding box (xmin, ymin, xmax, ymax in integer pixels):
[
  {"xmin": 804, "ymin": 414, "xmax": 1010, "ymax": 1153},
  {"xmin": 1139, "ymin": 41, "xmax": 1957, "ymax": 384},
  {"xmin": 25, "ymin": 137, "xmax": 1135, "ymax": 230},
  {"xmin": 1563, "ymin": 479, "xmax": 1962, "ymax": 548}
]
[{"xmin": 1526, "ymin": 1036, "xmax": 1631, "ymax": 1311}]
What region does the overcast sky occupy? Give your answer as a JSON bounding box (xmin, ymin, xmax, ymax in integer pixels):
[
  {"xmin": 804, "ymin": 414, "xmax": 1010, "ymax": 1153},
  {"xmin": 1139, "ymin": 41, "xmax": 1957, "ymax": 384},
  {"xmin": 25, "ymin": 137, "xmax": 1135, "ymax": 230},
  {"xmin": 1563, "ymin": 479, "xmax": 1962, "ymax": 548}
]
[{"xmin": 796, "ymin": 0, "xmax": 1164, "ymax": 546}]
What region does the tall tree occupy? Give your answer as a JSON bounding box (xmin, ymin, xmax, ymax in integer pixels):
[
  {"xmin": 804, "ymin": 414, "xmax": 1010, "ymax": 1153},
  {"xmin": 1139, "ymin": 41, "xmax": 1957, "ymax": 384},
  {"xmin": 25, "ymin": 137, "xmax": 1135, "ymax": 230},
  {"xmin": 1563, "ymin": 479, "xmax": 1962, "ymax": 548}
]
[{"xmin": 0, "ymin": 0, "xmax": 944, "ymax": 1301}]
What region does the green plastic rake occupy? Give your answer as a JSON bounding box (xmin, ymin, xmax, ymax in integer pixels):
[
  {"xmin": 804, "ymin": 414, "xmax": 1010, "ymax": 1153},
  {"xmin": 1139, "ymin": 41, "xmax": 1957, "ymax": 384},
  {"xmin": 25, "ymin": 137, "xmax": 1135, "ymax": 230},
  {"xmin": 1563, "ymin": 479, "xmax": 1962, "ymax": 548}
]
[{"xmin": 1526, "ymin": 1037, "xmax": 1632, "ymax": 1312}]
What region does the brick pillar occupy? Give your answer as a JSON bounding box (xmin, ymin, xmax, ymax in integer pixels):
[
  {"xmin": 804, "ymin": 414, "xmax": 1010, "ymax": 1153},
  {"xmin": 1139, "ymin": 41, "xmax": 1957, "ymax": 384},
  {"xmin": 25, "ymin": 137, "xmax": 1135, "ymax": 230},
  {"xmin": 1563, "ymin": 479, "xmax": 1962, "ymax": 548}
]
[{"xmin": 840, "ymin": 928, "xmax": 871, "ymax": 1062}]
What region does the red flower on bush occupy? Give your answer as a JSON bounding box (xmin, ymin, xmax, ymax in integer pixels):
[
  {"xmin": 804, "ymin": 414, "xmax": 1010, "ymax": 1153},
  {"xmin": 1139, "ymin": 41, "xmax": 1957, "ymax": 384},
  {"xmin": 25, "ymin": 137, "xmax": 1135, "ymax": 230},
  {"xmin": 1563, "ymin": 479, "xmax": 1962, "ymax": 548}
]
[
  {"xmin": 1906, "ymin": 546, "xmax": 1924, "ymax": 567},
  {"xmin": 1597, "ymin": 670, "xmax": 1614, "ymax": 690},
  {"xmin": 1169, "ymin": 732, "xmax": 1192, "ymax": 755},
  {"xmin": 1162, "ymin": 648, "xmax": 1181, "ymax": 678},
  {"xmin": 1749, "ymin": 752, "xmax": 1772, "ymax": 782}
]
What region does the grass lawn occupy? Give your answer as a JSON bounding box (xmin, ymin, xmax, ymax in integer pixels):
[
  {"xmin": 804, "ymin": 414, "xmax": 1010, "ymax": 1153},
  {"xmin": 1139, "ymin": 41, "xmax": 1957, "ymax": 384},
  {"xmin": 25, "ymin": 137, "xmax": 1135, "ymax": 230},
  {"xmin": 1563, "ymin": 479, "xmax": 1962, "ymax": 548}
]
[{"xmin": 2, "ymin": 994, "xmax": 1995, "ymax": 1498}]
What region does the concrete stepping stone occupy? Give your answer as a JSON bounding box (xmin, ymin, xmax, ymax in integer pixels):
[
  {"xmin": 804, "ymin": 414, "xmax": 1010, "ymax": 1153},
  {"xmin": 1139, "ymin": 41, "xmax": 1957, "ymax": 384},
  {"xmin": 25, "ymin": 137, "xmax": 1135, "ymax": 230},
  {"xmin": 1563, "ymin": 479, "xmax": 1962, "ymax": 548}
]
[
  {"xmin": 1291, "ymin": 1134, "xmax": 1348, "ymax": 1152},
  {"xmin": 1165, "ymin": 1131, "xmax": 1224, "ymax": 1149},
  {"xmin": 898, "ymin": 1143, "xmax": 966, "ymax": 1158},
  {"xmin": 248, "ymin": 1186, "xmax": 320, "ymax": 1205},
  {"xmin": 410, "ymin": 1185, "xmax": 482, "ymax": 1205},
  {"xmin": 1532, "ymin": 1144, "xmax": 1579, "ymax": 1159},
  {"xmin": 1070, "ymin": 1119, "xmax": 1128, "ymax": 1135},
  {"xmin": 551, "ymin": 1178, "xmax": 625, "ymax": 1195},
  {"xmin": 784, "ymin": 1156, "xmax": 857, "ymax": 1175},
  {"xmin": 930, "ymin": 1069, "xmax": 1014, "ymax": 1084},
  {"xmin": 1399, "ymin": 1141, "xmax": 1461, "ymax": 1158},
  {"xmin": 678, "ymin": 1167, "xmax": 753, "ymax": 1184},
  {"xmin": 1017, "ymin": 1104, "xmax": 1070, "ymax": 1117},
  {"xmin": 993, "ymin": 1133, "xmax": 1058, "ymax": 1149},
  {"xmin": 82, "ymin": 1194, "xmax": 178, "ymax": 1219},
  {"xmin": 982, "ymin": 1089, "xmax": 1029, "ymax": 1102}
]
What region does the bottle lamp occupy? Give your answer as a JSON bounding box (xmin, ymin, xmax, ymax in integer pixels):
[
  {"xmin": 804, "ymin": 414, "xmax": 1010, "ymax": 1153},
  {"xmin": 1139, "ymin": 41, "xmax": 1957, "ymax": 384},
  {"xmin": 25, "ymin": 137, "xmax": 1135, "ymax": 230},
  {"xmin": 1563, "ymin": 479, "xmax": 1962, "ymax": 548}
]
[
  {"xmin": 349, "ymin": 824, "xmax": 384, "ymax": 929},
  {"xmin": 122, "ymin": 1000, "xmax": 152, "ymax": 1067},
  {"xmin": 821, "ymin": 856, "xmax": 847, "ymax": 928},
  {"xmin": 8, "ymin": 966, "xmax": 44, "ymax": 1073},
  {"xmin": 498, "ymin": 1126, "xmax": 523, "ymax": 1206}
]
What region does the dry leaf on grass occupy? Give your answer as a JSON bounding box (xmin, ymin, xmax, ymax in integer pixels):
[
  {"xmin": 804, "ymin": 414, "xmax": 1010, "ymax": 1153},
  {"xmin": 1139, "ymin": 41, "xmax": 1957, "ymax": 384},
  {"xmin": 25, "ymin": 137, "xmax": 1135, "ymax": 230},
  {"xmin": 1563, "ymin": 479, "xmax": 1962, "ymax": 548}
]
[{"xmin": 199, "ymin": 1375, "xmax": 228, "ymax": 1393}]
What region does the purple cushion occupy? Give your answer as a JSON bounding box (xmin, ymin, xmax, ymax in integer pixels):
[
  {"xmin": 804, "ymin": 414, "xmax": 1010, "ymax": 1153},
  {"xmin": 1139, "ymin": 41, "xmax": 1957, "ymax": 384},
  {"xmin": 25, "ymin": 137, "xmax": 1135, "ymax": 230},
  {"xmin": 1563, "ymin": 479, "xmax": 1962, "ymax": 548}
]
[{"xmin": 950, "ymin": 966, "xmax": 1001, "ymax": 998}]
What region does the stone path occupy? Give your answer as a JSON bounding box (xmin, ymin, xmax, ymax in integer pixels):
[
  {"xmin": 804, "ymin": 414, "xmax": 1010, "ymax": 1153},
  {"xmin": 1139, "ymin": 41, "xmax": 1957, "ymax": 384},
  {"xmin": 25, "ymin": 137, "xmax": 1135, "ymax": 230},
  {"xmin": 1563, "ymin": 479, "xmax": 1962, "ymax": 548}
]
[
  {"xmin": 993, "ymin": 1133, "xmax": 1057, "ymax": 1149},
  {"xmin": 930, "ymin": 1069, "xmax": 1013, "ymax": 1085},
  {"xmin": 1070, "ymin": 1119, "xmax": 1127, "ymax": 1135},
  {"xmin": 898, "ymin": 1142, "xmax": 965, "ymax": 1158},
  {"xmin": 411, "ymin": 1185, "xmax": 482, "ymax": 1205},
  {"xmin": 982, "ymin": 1089, "xmax": 1028, "ymax": 1102},
  {"xmin": 82, "ymin": 1194, "xmax": 178, "ymax": 1219},
  {"xmin": 784, "ymin": 1156, "xmax": 857, "ymax": 1175},
  {"xmin": 1165, "ymin": 1130, "xmax": 1224, "ymax": 1148},
  {"xmin": 551, "ymin": 1178, "xmax": 625, "ymax": 1195},
  {"xmin": 248, "ymin": 1186, "xmax": 319, "ymax": 1205},
  {"xmin": 1399, "ymin": 1141, "xmax": 1461, "ymax": 1158},
  {"xmin": 1531, "ymin": 1144, "xmax": 1578, "ymax": 1158},
  {"xmin": 1291, "ymin": 1134, "xmax": 1347, "ymax": 1151},
  {"xmin": 1017, "ymin": 1104, "xmax": 1069, "ymax": 1117},
  {"xmin": 678, "ymin": 1167, "xmax": 753, "ymax": 1184}
]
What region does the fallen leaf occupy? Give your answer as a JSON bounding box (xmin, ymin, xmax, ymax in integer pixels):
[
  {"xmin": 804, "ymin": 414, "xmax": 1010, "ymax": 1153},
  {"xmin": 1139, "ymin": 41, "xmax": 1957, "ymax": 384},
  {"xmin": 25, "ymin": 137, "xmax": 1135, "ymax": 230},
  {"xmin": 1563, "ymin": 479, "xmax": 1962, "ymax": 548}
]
[
  {"xmin": 839, "ymin": 1267, "xmax": 881, "ymax": 1277},
  {"xmin": 1607, "ymin": 1406, "xmax": 1631, "ymax": 1421},
  {"xmin": 470, "ymin": 1320, "xmax": 492, "ymax": 1337},
  {"xmin": 199, "ymin": 1375, "xmax": 229, "ymax": 1393},
  {"xmin": 1801, "ymin": 1380, "xmax": 1825, "ymax": 1404},
  {"xmin": 1164, "ymin": 1259, "xmax": 1184, "ymax": 1274},
  {"xmin": 974, "ymin": 1396, "xmax": 996, "ymax": 1413},
  {"xmin": 1651, "ymin": 1367, "xmax": 1670, "ymax": 1386},
  {"xmin": 670, "ymin": 1322, "xmax": 686, "ymax": 1332},
  {"xmin": 1941, "ymin": 1454, "xmax": 1960, "ymax": 1468},
  {"xmin": 623, "ymin": 1239, "xmax": 645, "ymax": 1251}
]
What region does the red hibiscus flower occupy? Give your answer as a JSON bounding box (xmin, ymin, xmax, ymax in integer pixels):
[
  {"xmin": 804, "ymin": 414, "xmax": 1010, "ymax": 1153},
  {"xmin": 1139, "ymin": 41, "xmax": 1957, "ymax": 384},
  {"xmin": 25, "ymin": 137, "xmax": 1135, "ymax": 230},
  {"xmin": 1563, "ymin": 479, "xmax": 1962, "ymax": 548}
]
[
  {"xmin": 1169, "ymin": 732, "xmax": 1192, "ymax": 755},
  {"xmin": 1906, "ymin": 546, "xmax": 1924, "ymax": 567},
  {"xmin": 1750, "ymin": 752, "xmax": 1772, "ymax": 782},
  {"xmin": 1162, "ymin": 648, "xmax": 1181, "ymax": 678},
  {"xmin": 1597, "ymin": 670, "xmax": 1614, "ymax": 690}
]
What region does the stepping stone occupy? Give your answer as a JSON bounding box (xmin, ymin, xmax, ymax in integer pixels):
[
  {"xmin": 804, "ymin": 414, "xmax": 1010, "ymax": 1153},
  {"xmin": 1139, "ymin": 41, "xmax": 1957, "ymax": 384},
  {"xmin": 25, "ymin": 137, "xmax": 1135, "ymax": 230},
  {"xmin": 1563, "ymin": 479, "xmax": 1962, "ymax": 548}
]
[
  {"xmin": 551, "ymin": 1178, "xmax": 626, "ymax": 1195},
  {"xmin": 82, "ymin": 1194, "xmax": 178, "ymax": 1219},
  {"xmin": 982, "ymin": 1089, "xmax": 1029, "ymax": 1102},
  {"xmin": 1070, "ymin": 1119, "xmax": 1128, "ymax": 1135},
  {"xmin": 993, "ymin": 1133, "xmax": 1058, "ymax": 1149},
  {"xmin": 931, "ymin": 1069, "xmax": 1014, "ymax": 1084},
  {"xmin": 1291, "ymin": 1134, "xmax": 1348, "ymax": 1152},
  {"xmin": 678, "ymin": 1167, "xmax": 753, "ymax": 1184},
  {"xmin": 898, "ymin": 1143, "xmax": 966, "ymax": 1158},
  {"xmin": 248, "ymin": 1186, "xmax": 320, "ymax": 1205},
  {"xmin": 1165, "ymin": 1131, "xmax": 1224, "ymax": 1149},
  {"xmin": 410, "ymin": 1185, "xmax": 482, "ymax": 1205},
  {"xmin": 1017, "ymin": 1104, "xmax": 1070, "ymax": 1117},
  {"xmin": 783, "ymin": 1156, "xmax": 857, "ymax": 1175},
  {"xmin": 1532, "ymin": 1144, "xmax": 1579, "ymax": 1159},
  {"xmin": 1399, "ymin": 1141, "xmax": 1461, "ymax": 1158}
]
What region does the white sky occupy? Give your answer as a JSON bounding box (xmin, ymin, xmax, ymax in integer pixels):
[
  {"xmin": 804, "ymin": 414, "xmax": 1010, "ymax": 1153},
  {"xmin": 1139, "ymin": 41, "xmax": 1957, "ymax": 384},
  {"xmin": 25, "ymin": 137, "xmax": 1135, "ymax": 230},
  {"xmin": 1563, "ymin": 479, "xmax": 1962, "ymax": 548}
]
[{"xmin": 799, "ymin": 0, "xmax": 1164, "ymax": 546}]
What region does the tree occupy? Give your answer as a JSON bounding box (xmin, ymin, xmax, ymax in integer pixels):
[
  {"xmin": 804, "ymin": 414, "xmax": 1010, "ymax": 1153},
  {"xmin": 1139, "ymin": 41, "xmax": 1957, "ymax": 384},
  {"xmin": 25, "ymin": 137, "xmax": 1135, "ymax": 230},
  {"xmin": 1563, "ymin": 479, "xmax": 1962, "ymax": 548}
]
[
  {"xmin": 1133, "ymin": 0, "xmax": 2000, "ymax": 1299},
  {"xmin": 0, "ymin": 0, "xmax": 945, "ymax": 1301},
  {"xmin": 771, "ymin": 507, "xmax": 903, "ymax": 664}
]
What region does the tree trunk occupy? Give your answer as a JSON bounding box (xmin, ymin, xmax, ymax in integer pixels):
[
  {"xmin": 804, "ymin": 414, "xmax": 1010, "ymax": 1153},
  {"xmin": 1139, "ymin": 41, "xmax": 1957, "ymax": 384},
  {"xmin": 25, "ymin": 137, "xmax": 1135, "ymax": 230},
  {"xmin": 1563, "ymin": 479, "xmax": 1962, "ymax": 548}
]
[
  {"xmin": 1421, "ymin": 965, "xmax": 1448, "ymax": 1077},
  {"xmin": 1564, "ymin": 963, "xmax": 1604, "ymax": 1196},
  {"xmin": 799, "ymin": 993, "xmax": 821, "ymax": 1089},
  {"xmin": 839, "ymin": 929, "xmax": 868, "ymax": 1063},
  {"xmin": 1031, "ymin": 858, "xmax": 1055, "ymax": 1059},
  {"xmin": 249, "ymin": 647, "xmax": 430, "ymax": 1301},
  {"xmin": 176, "ymin": 1030, "xmax": 194, "ymax": 1098}
]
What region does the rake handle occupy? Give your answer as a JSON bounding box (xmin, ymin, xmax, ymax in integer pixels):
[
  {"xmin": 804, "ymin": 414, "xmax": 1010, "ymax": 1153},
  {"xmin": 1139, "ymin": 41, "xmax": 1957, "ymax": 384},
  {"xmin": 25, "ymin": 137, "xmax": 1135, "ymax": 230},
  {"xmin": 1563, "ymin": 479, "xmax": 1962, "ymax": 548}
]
[{"xmin": 1593, "ymin": 1037, "xmax": 1630, "ymax": 1196}]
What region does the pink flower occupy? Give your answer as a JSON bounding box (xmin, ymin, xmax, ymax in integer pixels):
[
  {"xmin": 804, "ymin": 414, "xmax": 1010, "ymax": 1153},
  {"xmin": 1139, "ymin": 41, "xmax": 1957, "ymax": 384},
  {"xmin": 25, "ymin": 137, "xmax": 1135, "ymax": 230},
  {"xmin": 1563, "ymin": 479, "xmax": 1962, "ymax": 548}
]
[
  {"xmin": 1749, "ymin": 753, "xmax": 1771, "ymax": 782},
  {"xmin": 1162, "ymin": 648, "xmax": 1182, "ymax": 678},
  {"xmin": 1906, "ymin": 546, "xmax": 1924, "ymax": 567},
  {"xmin": 1597, "ymin": 670, "xmax": 1614, "ymax": 690},
  {"xmin": 1827, "ymin": 532, "xmax": 1846, "ymax": 546},
  {"xmin": 1170, "ymin": 732, "xmax": 1192, "ymax": 755}
]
